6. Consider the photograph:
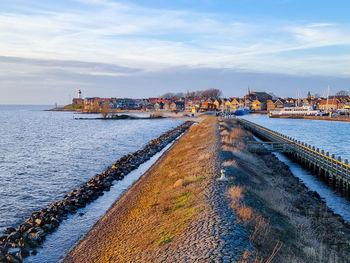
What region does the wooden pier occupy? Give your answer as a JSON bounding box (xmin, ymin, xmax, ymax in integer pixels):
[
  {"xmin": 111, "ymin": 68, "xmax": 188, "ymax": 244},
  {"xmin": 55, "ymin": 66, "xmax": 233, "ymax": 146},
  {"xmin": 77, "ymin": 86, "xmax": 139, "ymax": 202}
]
[{"xmin": 238, "ymin": 118, "xmax": 350, "ymax": 196}]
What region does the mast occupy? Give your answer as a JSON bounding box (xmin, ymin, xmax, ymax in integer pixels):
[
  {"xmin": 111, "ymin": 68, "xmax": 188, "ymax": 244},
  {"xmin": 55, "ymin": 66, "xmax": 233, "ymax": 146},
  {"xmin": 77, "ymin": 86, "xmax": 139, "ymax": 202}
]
[
  {"xmin": 296, "ymin": 89, "xmax": 300, "ymax": 107},
  {"xmin": 326, "ymin": 85, "xmax": 330, "ymax": 111}
]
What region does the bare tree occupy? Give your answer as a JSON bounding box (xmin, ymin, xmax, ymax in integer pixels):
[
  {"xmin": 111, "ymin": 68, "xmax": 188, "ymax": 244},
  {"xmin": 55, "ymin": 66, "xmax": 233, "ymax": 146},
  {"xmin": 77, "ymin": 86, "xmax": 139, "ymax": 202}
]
[
  {"xmin": 162, "ymin": 88, "xmax": 221, "ymax": 100},
  {"xmin": 100, "ymin": 102, "xmax": 110, "ymax": 119},
  {"xmin": 336, "ymin": 90, "xmax": 349, "ymax": 97},
  {"xmin": 202, "ymin": 89, "xmax": 222, "ymax": 99}
]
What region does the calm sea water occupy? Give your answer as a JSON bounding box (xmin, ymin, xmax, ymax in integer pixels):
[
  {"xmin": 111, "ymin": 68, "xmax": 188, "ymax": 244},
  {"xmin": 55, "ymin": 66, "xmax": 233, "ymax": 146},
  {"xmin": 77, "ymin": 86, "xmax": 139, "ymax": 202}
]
[
  {"xmin": 241, "ymin": 114, "xmax": 350, "ymax": 160},
  {"xmin": 0, "ymin": 105, "xmax": 183, "ymax": 234}
]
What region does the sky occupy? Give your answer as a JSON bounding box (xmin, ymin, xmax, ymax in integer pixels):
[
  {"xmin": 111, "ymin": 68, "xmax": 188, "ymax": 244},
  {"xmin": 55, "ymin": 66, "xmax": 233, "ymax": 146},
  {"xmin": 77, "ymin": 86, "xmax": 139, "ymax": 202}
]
[{"xmin": 1, "ymin": 0, "xmax": 350, "ymax": 104}]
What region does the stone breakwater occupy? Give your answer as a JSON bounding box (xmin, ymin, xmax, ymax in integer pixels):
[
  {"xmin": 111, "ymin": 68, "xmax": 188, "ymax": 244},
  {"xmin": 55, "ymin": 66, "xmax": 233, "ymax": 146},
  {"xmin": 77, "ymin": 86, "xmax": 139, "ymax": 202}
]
[{"xmin": 0, "ymin": 121, "xmax": 193, "ymax": 263}]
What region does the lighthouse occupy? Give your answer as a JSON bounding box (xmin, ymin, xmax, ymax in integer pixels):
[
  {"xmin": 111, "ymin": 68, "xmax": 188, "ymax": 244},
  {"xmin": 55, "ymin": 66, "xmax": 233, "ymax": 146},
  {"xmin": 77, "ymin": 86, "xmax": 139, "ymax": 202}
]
[{"xmin": 78, "ymin": 89, "xmax": 82, "ymax": 99}]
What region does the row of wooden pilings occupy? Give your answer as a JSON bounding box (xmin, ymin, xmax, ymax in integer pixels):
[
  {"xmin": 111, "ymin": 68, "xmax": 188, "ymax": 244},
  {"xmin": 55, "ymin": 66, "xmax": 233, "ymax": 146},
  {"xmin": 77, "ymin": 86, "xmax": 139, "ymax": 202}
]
[{"xmin": 237, "ymin": 118, "xmax": 350, "ymax": 198}]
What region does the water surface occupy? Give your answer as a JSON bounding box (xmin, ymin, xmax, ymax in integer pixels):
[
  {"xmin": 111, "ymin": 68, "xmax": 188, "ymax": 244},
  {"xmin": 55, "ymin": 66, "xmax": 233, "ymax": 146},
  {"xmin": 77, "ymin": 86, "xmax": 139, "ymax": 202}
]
[
  {"xmin": 0, "ymin": 105, "xmax": 183, "ymax": 233},
  {"xmin": 241, "ymin": 114, "xmax": 350, "ymax": 160}
]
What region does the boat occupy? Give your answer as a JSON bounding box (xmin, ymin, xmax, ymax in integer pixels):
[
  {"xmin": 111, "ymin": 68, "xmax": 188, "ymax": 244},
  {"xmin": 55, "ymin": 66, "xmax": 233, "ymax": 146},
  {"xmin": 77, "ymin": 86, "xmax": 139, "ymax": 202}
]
[
  {"xmin": 234, "ymin": 107, "xmax": 250, "ymax": 116},
  {"xmin": 269, "ymin": 106, "xmax": 320, "ymax": 117}
]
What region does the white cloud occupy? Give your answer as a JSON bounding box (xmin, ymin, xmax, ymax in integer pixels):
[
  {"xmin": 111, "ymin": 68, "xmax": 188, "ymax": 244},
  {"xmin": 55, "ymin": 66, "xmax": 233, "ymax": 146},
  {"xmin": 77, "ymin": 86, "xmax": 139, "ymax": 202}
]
[{"xmin": 0, "ymin": 0, "xmax": 349, "ymax": 77}]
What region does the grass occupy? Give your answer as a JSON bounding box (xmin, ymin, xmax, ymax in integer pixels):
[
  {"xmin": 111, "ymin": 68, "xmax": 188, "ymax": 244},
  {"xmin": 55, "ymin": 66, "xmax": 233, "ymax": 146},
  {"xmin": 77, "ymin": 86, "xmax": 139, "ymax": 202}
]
[
  {"xmin": 183, "ymin": 175, "xmax": 204, "ymax": 186},
  {"xmin": 64, "ymin": 103, "xmax": 82, "ymax": 109},
  {"xmin": 173, "ymin": 191, "xmax": 191, "ymax": 210},
  {"xmin": 158, "ymin": 231, "xmax": 175, "ymax": 245}
]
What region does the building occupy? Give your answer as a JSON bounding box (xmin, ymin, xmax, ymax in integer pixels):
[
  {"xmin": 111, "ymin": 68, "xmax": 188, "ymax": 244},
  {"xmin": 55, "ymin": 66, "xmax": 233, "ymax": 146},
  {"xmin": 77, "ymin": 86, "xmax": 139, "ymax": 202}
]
[
  {"xmin": 266, "ymin": 99, "xmax": 275, "ymax": 111},
  {"xmin": 251, "ymin": 100, "xmax": 265, "ymax": 111},
  {"xmin": 170, "ymin": 101, "xmax": 185, "ymax": 111},
  {"xmin": 318, "ymin": 99, "xmax": 338, "ymax": 111},
  {"xmin": 72, "ymin": 90, "xmax": 84, "ymax": 105}
]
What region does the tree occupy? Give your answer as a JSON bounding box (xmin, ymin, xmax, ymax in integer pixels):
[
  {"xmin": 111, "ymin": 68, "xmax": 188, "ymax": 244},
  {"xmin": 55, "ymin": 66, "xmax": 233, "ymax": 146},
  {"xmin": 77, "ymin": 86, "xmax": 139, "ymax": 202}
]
[
  {"xmin": 201, "ymin": 89, "xmax": 222, "ymax": 99},
  {"xmin": 161, "ymin": 88, "xmax": 222, "ymax": 100},
  {"xmin": 336, "ymin": 90, "xmax": 349, "ymax": 97},
  {"xmin": 100, "ymin": 102, "xmax": 110, "ymax": 119}
]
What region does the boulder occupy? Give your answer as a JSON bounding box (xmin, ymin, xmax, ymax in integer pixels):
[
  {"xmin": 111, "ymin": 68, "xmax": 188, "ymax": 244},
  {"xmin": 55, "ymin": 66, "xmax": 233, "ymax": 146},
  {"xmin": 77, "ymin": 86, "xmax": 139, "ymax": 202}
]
[
  {"xmin": 4, "ymin": 228, "xmax": 16, "ymax": 235},
  {"xmin": 5, "ymin": 254, "xmax": 22, "ymax": 263},
  {"xmin": 7, "ymin": 232, "xmax": 21, "ymax": 242}
]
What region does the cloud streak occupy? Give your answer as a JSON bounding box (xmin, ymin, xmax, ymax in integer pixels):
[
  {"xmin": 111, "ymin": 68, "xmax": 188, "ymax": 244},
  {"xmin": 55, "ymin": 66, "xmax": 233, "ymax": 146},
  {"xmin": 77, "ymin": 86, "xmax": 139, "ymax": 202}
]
[{"xmin": 0, "ymin": 0, "xmax": 349, "ymax": 76}]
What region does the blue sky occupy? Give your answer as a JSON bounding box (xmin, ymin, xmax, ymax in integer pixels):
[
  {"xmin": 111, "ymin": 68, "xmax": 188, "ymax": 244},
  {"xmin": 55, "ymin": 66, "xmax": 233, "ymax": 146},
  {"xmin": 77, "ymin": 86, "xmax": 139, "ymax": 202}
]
[{"xmin": 1, "ymin": 0, "xmax": 350, "ymax": 104}]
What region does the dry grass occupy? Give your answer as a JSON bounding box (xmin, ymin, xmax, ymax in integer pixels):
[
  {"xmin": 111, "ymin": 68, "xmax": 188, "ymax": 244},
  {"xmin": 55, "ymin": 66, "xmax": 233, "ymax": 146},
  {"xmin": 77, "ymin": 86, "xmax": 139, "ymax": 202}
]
[{"xmin": 227, "ymin": 186, "xmax": 271, "ymax": 246}]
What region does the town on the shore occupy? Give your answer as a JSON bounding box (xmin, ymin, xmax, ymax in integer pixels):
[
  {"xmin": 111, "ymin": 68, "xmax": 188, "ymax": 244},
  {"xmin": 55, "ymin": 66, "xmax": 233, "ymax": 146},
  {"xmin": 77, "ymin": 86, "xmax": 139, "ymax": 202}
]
[{"xmin": 66, "ymin": 88, "xmax": 350, "ymax": 113}]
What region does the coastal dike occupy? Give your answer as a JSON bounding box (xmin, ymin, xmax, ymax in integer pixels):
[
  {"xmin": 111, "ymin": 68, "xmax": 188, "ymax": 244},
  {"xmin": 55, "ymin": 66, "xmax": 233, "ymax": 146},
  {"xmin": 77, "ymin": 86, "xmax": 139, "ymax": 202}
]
[
  {"xmin": 64, "ymin": 116, "xmax": 254, "ymax": 262},
  {"xmin": 64, "ymin": 116, "xmax": 350, "ymax": 262}
]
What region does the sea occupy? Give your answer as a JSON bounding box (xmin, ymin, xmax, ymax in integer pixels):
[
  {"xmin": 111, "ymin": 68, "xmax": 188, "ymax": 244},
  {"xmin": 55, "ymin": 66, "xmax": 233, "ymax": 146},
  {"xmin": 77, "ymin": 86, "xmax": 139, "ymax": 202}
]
[
  {"xmin": 241, "ymin": 114, "xmax": 350, "ymax": 160},
  {"xmin": 0, "ymin": 105, "xmax": 183, "ymax": 262}
]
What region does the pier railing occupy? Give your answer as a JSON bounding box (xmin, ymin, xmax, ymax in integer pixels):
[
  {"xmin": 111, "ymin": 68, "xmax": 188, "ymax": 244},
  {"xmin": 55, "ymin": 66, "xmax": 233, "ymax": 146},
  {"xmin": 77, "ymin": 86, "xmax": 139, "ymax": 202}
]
[{"xmin": 238, "ymin": 118, "xmax": 350, "ymax": 193}]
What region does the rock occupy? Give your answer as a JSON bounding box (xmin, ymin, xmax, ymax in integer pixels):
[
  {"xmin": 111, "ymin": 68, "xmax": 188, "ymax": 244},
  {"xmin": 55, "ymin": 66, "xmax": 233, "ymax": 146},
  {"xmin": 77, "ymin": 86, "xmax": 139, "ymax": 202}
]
[
  {"xmin": 18, "ymin": 223, "xmax": 30, "ymax": 234},
  {"xmin": 4, "ymin": 228, "xmax": 16, "ymax": 235},
  {"xmin": 20, "ymin": 247, "xmax": 30, "ymax": 258},
  {"xmin": 7, "ymin": 232, "xmax": 21, "ymax": 242},
  {"xmin": 34, "ymin": 219, "xmax": 42, "ymax": 226},
  {"xmin": 7, "ymin": 247, "xmax": 21, "ymax": 256},
  {"xmin": 5, "ymin": 254, "xmax": 22, "ymax": 263},
  {"xmin": 26, "ymin": 232, "xmax": 41, "ymax": 248}
]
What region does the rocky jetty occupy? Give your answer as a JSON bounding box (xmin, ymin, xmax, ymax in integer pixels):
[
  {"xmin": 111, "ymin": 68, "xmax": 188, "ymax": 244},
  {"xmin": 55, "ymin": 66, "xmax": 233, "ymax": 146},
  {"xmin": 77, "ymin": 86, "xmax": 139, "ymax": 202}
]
[{"xmin": 0, "ymin": 121, "xmax": 193, "ymax": 263}]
